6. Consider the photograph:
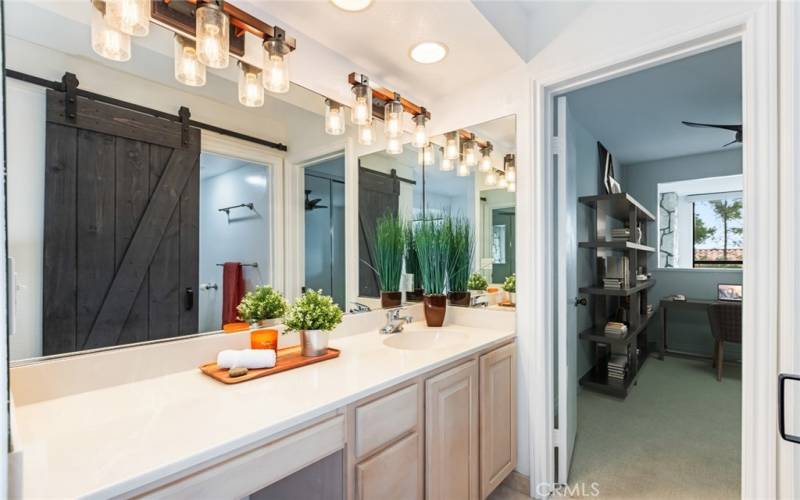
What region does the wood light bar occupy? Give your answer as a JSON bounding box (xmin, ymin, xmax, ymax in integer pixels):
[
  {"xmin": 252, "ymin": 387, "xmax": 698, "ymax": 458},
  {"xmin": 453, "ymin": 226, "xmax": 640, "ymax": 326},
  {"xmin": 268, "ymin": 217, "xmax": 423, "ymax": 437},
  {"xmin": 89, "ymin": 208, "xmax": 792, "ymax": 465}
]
[
  {"xmin": 348, "ymin": 72, "xmax": 431, "ymax": 121},
  {"xmin": 458, "ymin": 129, "xmax": 489, "ymax": 149},
  {"xmin": 152, "ymin": 0, "xmax": 297, "ymax": 57}
]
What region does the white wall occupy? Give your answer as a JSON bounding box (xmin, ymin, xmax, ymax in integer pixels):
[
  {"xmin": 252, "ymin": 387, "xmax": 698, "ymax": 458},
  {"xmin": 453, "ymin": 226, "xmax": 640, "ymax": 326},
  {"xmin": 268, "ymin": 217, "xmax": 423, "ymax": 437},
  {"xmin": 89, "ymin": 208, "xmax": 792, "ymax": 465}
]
[{"xmin": 198, "ymin": 161, "xmax": 271, "ymax": 332}]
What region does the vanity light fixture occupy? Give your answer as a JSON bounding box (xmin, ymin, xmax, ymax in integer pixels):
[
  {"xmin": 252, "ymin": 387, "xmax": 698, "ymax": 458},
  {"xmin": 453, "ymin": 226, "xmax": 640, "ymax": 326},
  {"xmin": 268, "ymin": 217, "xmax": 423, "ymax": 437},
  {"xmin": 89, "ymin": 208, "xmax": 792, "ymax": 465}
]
[
  {"xmin": 386, "ymin": 136, "xmax": 403, "ymax": 155},
  {"xmin": 478, "ymin": 143, "xmax": 493, "ymax": 172},
  {"xmin": 440, "ymin": 148, "xmax": 454, "ymax": 171},
  {"xmin": 412, "ymin": 110, "xmax": 429, "ymax": 148},
  {"xmin": 325, "ymin": 99, "xmax": 347, "ymax": 135},
  {"xmin": 238, "ymin": 62, "xmax": 264, "ymax": 106},
  {"xmin": 498, "ymin": 172, "xmax": 508, "ymax": 189},
  {"xmin": 104, "ymin": 0, "xmax": 151, "ymax": 37},
  {"xmin": 350, "ymin": 76, "xmax": 372, "ymax": 125},
  {"xmin": 330, "ymin": 0, "xmax": 373, "ymax": 12},
  {"xmin": 418, "ymin": 143, "xmax": 434, "ymax": 166},
  {"xmin": 263, "ymin": 26, "xmax": 292, "ymax": 93},
  {"xmin": 505, "ymin": 154, "xmax": 516, "ymax": 182},
  {"xmin": 409, "ymin": 41, "xmax": 448, "ymax": 64},
  {"xmin": 456, "ymin": 161, "xmax": 470, "ymax": 177},
  {"xmin": 358, "ymin": 124, "xmax": 374, "ymax": 145},
  {"xmin": 384, "ymin": 95, "xmax": 404, "ymax": 139},
  {"xmin": 91, "ymin": 0, "xmax": 132, "ymax": 62},
  {"xmin": 462, "ymin": 134, "xmax": 478, "ymax": 168},
  {"xmin": 445, "ymin": 131, "xmax": 460, "ymax": 161},
  {"xmin": 507, "ymin": 181, "xmax": 516, "ymax": 193},
  {"xmin": 196, "ymin": 1, "xmax": 230, "ymax": 69},
  {"xmin": 484, "ymin": 169, "xmax": 498, "ymax": 186},
  {"xmin": 174, "ymin": 35, "xmax": 206, "ymax": 86}
]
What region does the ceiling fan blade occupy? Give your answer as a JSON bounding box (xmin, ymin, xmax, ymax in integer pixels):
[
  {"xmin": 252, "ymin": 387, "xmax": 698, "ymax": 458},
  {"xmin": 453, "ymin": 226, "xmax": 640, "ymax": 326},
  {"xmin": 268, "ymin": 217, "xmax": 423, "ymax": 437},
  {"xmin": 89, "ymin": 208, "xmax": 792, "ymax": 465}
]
[{"xmin": 682, "ymin": 121, "xmax": 742, "ymax": 132}]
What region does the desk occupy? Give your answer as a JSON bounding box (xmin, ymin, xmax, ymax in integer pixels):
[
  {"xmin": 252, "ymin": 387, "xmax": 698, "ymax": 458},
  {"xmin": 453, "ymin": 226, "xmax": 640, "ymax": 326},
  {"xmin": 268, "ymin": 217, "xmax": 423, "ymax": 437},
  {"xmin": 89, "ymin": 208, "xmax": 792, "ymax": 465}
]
[{"xmin": 658, "ymin": 298, "xmax": 717, "ymax": 359}]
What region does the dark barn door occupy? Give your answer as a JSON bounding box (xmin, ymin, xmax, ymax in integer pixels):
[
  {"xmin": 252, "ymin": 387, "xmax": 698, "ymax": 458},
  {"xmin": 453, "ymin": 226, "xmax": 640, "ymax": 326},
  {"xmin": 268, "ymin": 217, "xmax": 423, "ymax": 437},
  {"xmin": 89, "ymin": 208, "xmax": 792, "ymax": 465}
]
[
  {"xmin": 358, "ymin": 167, "xmax": 400, "ymax": 298},
  {"xmin": 43, "ymin": 90, "xmax": 200, "ymax": 355}
]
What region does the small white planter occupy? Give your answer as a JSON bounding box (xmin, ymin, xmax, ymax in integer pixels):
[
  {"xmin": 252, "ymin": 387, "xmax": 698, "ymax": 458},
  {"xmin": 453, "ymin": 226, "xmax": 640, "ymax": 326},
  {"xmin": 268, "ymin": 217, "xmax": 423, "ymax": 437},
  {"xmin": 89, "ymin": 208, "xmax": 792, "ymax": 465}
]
[
  {"xmin": 250, "ymin": 318, "xmax": 283, "ymax": 328},
  {"xmin": 300, "ymin": 329, "xmax": 329, "ymax": 357},
  {"xmin": 508, "ymin": 292, "xmax": 516, "ymax": 304}
]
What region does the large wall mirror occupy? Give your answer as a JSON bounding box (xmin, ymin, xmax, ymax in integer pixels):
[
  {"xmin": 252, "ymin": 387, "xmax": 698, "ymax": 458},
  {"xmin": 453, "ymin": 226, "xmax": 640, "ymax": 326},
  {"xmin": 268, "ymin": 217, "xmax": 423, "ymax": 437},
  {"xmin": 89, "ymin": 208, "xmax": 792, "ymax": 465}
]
[{"xmin": 357, "ymin": 115, "xmax": 517, "ymax": 310}]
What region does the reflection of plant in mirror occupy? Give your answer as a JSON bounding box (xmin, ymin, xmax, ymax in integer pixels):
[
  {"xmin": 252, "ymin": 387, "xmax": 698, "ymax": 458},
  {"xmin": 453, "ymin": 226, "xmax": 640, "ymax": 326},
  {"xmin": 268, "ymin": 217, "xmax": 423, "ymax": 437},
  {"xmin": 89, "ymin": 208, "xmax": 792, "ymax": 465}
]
[
  {"xmin": 446, "ymin": 216, "xmax": 473, "ymax": 293},
  {"xmin": 374, "ymin": 213, "xmax": 405, "ymax": 292},
  {"xmin": 414, "ymin": 216, "xmax": 450, "ymax": 295},
  {"xmin": 468, "ymin": 273, "xmax": 488, "ymax": 291},
  {"xmin": 284, "ymin": 289, "xmax": 343, "ymax": 332},
  {"xmin": 502, "ymin": 274, "xmax": 516, "ymax": 293},
  {"xmin": 405, "ymin": 224, "xmax": 422, "ymax": 290},
  {"xmin": 237, "ymin": 285, "xmax": 289, "ymax": 322}
]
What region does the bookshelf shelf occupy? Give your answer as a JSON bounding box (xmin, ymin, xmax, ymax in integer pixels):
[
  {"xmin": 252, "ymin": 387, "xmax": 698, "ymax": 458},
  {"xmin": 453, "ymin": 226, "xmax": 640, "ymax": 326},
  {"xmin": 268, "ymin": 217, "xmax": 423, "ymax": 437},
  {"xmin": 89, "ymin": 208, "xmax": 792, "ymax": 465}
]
[{"xmin": 577, "ymin": 191, "xmax": 655, "ymax": 399}]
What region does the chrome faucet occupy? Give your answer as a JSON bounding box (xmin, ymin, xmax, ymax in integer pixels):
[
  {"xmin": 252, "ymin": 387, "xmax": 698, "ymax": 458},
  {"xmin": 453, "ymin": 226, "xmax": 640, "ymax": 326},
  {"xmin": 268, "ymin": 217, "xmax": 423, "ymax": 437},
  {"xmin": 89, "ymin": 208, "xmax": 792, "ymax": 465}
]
[{"xmin": 380, "ymin": 307, "xmax": 413, "ymax": 334}]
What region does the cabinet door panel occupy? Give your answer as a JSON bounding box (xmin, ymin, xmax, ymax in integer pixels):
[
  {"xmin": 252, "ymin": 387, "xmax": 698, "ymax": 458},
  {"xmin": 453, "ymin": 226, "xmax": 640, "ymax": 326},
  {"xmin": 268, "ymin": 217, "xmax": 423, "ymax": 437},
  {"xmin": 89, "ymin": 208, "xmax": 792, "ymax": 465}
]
[
  {"xmin": 425, "ymin": 360, "xmax": 479, "ymax": 500},
  {"xmin": 355, "ymin": 432, "xmax": 421, "ymax": 500},
  {"xmin": 480, "ymin": 343, "xmax": 517, "ymax": 499}
]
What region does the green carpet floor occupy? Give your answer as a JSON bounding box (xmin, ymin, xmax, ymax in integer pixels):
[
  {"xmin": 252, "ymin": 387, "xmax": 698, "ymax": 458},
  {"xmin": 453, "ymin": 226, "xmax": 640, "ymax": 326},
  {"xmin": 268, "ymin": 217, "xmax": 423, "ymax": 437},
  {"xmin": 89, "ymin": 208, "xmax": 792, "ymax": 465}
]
[{"xmin": 565, "ymin": 356, "xmax": 742, "ymax": 499}]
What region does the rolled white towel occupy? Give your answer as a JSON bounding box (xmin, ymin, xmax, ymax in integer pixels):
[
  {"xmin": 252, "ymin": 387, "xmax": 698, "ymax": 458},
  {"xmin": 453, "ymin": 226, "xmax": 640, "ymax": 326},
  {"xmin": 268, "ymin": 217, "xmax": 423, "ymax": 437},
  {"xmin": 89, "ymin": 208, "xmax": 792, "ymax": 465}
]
[{"xmin": 217, "ymin": 349, "xmax": 277, "ymax": 369}]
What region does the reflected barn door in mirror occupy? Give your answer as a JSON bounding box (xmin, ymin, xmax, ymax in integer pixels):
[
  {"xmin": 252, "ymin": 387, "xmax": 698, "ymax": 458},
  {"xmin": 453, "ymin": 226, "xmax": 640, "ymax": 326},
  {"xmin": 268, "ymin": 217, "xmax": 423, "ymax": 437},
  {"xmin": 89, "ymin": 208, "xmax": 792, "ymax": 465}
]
[
  {"xmin": 43, "ymin": 90, "xmax": 200, "ymax": 355},
  {"xmin": 491, "ymin": 209, "xmax": 515, "ymax": 284},
  {"xmin": 358, "ymin": 167, "xmax": 400, "ymax": 298}
]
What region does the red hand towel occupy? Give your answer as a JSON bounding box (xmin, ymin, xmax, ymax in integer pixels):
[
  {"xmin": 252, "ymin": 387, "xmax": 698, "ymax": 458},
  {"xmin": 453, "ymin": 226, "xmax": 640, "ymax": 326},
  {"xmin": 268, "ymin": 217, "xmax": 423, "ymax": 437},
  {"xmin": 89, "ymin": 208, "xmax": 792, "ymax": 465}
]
[{"xmin": 222, "ymin": 262, "xmax": 245, "ymax": 327}]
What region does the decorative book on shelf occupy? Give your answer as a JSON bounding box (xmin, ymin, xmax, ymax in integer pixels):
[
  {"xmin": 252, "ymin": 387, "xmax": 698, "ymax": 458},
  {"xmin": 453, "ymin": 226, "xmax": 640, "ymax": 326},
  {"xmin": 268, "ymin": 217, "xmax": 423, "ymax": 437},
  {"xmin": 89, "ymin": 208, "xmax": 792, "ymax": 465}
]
[{"xmin": 578, "ymin": 190, "xmax": 656, "ymax": 399}]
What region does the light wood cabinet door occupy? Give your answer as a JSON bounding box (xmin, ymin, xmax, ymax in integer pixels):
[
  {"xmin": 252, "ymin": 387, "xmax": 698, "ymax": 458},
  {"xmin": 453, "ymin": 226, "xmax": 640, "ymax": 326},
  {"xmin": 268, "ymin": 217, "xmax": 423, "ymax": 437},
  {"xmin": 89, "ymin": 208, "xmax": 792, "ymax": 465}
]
[
  {"xmin": 479, "ymin": 343, "xmax": 517, "ymax": 499},
  {"xmin": 354, "ymin": 432, "xmax": 421, "ymax": 500},
  {"xmin": 425, "ymin": 360, "xmax": 479, "ymax": 500}
]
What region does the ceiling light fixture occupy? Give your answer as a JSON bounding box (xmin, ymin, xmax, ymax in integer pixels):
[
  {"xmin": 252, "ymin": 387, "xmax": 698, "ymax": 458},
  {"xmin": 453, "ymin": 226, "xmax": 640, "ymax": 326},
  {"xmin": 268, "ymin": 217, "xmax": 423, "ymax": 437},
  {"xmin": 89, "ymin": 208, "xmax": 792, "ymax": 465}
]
[
  {"xmin": 330, "ymin": 0, "xmax": 373, "ymax": 12},
  {"xmin": 174, "ymin": 35, "xmax": 206, "ymax": 86},
  {"xmin": 325, "ymin": 99, "xmax": 347, "ymax": 135},
  {"xmin": 196, "ymin": 2, "xmax": 229, "ymax": 69},
  {"xmin": 91, "ymin": 0, "xmax": 131, "ymax": 62},
  {"xmin": 238, "ymin": 62, "xmax": 264, "ymax": 107},
  {"xmin": 410, "ymin": 41, "xmax": 448, "ymax": 64}
]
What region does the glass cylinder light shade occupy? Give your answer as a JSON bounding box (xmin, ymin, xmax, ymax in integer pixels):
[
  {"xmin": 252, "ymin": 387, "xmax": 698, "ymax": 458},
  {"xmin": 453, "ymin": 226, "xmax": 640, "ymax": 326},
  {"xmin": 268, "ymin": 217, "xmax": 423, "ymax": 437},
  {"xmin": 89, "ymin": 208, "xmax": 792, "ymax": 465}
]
[
  {"xmin": 479, "ymin": 147, "xmax": 492, "ymax": 172},
  {"xmin": 505, "ymin": 154, "xmax": 517, "ymax": 182},
  {"xmin": 104, "ymin": 0, "xmax": 151, "ymax": 37},
  {"xmin": 384, "ymin": 99, "xmax": 404, "ymax": 138},
  {"xmin": 325, "ymin": 100, "xmax": 346, "ymax": 136},
  {"xmin": 412, "ymin": 113, "xmax": 429, "ymax": 148},
  {"xmin": 358, "ymin": 124, "xmax": 374, "ymax": 145},
  {"xmin": 174, "ymin": 35, "xmax": 206, "ymax": 87},
  {"xmin": 91, "ymin": 3, "xmax": 131, "ymax": 62},
  {"xmin": 196, "ymin": 3, "xmax": 229, "ymax": 69},
  {"xmin": 456, "ymin": 161, "xmax": 470, "ymax": 177},
  {"xmin": 238, "ymin": 63, "xmax": 264, "ymax": 107},
  {"xmin": 498, "ymin": 173, "xmax": 508, "ymax": 189},
  {"xmin": 463, "ymin": 138, "xmax": 478, "ymax": 168},
  {"xmin": 418, "ymin": 144, "xmax": 434, "ymax": 166},
  {"xmin": 445, "ymin": 132, "xmax": 460, "ymax": 160},
  {"xmin": 485, "ymin": 170, "xmax": 498, "ymax": 186},
  {"xmin": 386, "ymin": 136, "xmax": 403, "ymax": 155},
  {"xmin": 507, "ymin": 181, "xmax": 516, "ymax": 193},
  {"xmin": 440, "ymin": 148, "xmax": 454, "ymax": 171},
  {"xmin": 264, "ymin": 39, "xmax": 291, "ymax": 94},
  {"xmin": 351, "ymin": 83, "xmax": 372, "ymax": 125}
]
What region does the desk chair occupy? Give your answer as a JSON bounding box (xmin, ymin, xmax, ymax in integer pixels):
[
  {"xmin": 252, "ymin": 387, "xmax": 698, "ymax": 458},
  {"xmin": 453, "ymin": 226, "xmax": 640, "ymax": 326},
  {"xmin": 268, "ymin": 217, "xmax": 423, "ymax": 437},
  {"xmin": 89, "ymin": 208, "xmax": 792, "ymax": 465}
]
[{"xmin": 707, "ymin": 302, "xmax": 742, "ymax": 381}]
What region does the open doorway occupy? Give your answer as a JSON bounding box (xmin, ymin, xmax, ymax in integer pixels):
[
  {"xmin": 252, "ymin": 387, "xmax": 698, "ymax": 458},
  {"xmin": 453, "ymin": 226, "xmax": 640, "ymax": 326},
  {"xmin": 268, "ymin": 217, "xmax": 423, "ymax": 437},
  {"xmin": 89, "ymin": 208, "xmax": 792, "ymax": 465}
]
[{"xmin": 553, "ymin": 43, "xmax": 744, "ymax": 497}]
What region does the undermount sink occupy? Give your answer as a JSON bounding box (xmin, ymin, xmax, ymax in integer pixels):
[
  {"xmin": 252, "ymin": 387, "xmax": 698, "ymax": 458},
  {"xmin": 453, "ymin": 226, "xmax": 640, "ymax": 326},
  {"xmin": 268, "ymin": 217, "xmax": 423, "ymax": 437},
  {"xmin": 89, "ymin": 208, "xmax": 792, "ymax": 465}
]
[{"xmin": 382, "ymin": 329, "xmax": 467, "ymax": 351}]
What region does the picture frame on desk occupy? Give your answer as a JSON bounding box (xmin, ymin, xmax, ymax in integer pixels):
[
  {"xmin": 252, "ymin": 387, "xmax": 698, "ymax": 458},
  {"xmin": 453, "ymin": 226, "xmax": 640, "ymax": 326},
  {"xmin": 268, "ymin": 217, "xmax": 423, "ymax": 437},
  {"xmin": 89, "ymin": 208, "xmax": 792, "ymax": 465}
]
[{"xmin": 718, "ymin": 283, "xmax": 743, "ymax": 302}]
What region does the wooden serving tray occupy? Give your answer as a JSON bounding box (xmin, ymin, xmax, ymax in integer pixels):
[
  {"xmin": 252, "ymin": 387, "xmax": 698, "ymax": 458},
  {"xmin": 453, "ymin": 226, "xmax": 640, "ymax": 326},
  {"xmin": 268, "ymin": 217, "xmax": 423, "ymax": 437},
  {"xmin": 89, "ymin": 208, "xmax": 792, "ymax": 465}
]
[
  {"xmin": 200, "ymin": 346, "xmax": 341, "ymax": 385},
  {"xmin": 498, "ymin": 300, "xmax": 516, "ymax": 308}
]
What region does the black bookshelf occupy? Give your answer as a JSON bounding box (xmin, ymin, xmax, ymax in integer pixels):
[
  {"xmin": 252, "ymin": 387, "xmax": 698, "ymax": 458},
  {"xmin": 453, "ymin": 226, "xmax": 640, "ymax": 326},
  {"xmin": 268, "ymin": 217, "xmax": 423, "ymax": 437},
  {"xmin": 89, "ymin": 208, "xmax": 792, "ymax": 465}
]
[{"xmin": 577, "ymin": 192, "xmax": 655, "ymax": 398}]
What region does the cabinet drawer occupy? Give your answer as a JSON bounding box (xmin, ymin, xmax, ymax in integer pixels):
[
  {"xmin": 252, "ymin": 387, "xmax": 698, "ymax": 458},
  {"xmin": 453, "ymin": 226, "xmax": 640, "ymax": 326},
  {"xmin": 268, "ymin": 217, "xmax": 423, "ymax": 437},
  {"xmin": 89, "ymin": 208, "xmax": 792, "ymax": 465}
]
[
  {"xmin": 354, "ymin": 383, "xmax": 418, "ymax": 459},
  {"xmin": 355, "ymin": 432, "xmax": 421, "ymax": 500}
]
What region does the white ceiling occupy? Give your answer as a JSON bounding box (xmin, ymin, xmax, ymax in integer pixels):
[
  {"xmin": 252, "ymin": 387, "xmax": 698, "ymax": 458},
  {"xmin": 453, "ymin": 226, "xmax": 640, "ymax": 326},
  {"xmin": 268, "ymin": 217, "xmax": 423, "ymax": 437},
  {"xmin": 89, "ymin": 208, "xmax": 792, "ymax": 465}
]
[
  {"xmin": 566, "ymin": 42, "xmax": 742, "ymax": 165},
  {"xmin": 251, "ymin": 0, "xmax": 523, "ymax": 102}
]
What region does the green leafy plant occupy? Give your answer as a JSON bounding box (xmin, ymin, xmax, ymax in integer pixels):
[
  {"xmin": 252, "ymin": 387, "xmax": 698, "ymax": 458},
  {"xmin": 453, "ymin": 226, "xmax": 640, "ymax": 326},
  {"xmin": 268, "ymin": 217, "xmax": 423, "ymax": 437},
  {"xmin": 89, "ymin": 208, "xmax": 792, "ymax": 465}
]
[
  {"xmin": 236, "ymin": 285, "xmax": 288, "ymax": 323},
  {"xmin": 467, "ymin": 273, "xmax": 488, "ymax": 291},
  {"xmin": 404, "ymin": 224, "xmax": 422, "ymax": 289},
  {"xmin": 414, "ymin": 216, "xmax": 450, "ymax": 295},
  {"xmin": 502, "ymin": 274, "xmax": 516, "ymax": 293},
  {"xmin": 374, "ymin": 213, "xmax": 405, "ymax": 292},
  {"xmin": 284, "ymin": 289, "xmax": 344, "ymax": 332},
  {"xmin": 446, "ymin": 216, "xmax": 473, "ymax": 293}
]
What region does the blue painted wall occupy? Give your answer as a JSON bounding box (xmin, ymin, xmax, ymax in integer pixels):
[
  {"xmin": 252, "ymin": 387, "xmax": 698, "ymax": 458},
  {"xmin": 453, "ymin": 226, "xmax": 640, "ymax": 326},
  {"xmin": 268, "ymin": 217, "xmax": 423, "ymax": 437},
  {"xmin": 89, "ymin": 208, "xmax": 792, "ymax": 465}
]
[{"xmin": 622, "ymin": 149, "xmax": 743, "ymax": 359}]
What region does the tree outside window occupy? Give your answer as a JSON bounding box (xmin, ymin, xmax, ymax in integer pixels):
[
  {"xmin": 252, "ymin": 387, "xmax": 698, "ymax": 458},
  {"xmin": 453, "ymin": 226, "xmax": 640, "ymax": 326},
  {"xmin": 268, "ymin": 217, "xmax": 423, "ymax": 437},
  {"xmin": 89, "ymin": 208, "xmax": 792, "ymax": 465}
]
[{"xmin": 693, "ymin": 196, "xmax": 743, "ymax": 268}]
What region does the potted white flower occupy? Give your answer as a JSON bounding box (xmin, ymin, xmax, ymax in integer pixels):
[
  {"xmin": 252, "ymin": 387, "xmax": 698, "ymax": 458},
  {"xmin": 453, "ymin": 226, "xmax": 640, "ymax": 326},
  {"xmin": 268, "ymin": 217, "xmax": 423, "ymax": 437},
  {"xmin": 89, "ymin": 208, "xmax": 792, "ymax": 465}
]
[
  {"xmin": 284, "ymin": 289, "xmax": 344, "ymax": 357},
  {"xmin": 237, "ymin": 285, "xmax": 289, "ymax": 327}
]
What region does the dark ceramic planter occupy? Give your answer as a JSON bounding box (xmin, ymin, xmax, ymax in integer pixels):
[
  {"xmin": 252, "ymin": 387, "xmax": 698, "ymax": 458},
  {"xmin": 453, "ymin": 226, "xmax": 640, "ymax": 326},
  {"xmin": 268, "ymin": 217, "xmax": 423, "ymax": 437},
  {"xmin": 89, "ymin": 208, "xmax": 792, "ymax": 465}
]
[
  {"xmin": 423, "ymin": 294, "xmax": 447, "ymax": 327},
  {"xmin": 380, "ymin": 291, "xmax": 402, "ymax": 309},
  {"xmin": 405, "ymin": 288, "xmax": 425, "ymax": 303},
  {"xmin": 448, "ymin": 291, "xmax": 471, "ymax": 307}
]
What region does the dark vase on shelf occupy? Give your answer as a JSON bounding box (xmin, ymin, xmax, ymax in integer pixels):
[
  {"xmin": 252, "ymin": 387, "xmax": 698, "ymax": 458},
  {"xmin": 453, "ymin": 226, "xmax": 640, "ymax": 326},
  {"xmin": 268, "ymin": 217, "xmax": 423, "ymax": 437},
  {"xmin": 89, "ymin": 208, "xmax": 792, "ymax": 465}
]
[
  {"xmin": 447, "ymin": 291, "xmax": 471, "ymax": 307},
  {"xmin": 423, "ymin": 294, "xmax": 447, "ymax": 327},
  {"xmin": 406, "ymin": 288, "xmax": 424, "ymax": 302},
  {"xmin": 380, "ymin": 291, "xmax": 402, "ymax": 309}
]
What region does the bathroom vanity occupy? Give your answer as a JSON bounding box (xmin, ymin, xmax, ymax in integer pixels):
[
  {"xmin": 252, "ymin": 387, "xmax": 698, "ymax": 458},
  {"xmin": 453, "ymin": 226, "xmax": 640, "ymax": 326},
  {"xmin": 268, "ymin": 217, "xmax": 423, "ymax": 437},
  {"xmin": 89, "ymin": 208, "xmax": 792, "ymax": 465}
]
[{"xmin": 9, "ymin": 307, "xmax": 516, "ymax": 499}]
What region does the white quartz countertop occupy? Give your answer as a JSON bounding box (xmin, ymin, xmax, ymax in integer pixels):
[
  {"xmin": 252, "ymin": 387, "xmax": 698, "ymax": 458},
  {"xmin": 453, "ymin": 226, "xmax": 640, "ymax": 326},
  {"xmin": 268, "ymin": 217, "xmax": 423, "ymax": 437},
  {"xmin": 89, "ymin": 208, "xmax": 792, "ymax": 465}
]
[{"xmin": 14, "ymin": 322, "xmax": 514, "ymax": 499}]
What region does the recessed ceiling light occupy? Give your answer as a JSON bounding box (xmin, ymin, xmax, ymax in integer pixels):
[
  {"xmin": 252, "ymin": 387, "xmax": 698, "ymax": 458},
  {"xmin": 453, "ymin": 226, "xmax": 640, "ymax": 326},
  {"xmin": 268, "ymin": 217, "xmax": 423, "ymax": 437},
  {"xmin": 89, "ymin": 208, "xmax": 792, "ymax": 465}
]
[
  {"xmin": 410, "ymin": 42, "xmax": 448, "ymax": 64},
  {"xmin": 330, "ymin": 0, "xmax": 372, "ymax": 12}
]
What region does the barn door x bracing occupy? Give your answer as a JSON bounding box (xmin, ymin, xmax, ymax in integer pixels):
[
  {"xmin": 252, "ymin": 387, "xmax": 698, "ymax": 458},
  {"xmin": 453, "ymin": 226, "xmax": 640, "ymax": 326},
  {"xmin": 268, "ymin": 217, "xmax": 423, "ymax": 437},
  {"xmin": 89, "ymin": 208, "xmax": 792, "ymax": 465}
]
[{"xmin": 43, "ymin": 89, "xmax": 200, "ymax": 355}]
